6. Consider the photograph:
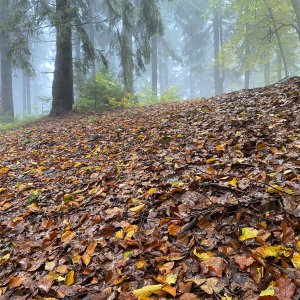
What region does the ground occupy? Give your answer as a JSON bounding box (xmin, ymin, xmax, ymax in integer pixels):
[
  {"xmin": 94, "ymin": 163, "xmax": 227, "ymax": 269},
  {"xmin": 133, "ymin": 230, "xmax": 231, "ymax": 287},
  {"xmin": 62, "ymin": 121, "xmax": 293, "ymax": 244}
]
[{"xmin": 0, "ymin": 78, "xmax": 300, "ymax": 300}]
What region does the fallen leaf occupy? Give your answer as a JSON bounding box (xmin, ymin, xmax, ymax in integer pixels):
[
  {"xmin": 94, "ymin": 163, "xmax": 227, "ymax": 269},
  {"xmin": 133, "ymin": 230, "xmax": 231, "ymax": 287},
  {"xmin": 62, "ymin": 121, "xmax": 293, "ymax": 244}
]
[
  {"xmin": 61, "ymin": 231, "xmax": 76, "ymax": 243},
  {"xmin": 276, "ymin": 275, "xmax": 296, "ymax": 300},
  {"xmin": 65, "ymin": 270, "xmax": 75, "ymax": 286},
  {"xmin": 8, "ymin": 276, "xmax": 25, "ymax": 289},
  {"xmin": 239, "ymin": 227, "xmax": 258, "ymax": 241},
  {"xmin": 133, "ymin": 284, "xmax": 163, "ymax": 299}
]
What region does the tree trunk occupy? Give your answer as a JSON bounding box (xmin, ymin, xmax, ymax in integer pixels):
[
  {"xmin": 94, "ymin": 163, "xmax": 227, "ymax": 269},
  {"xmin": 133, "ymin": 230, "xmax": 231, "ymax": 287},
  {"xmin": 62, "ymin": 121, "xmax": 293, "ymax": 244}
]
[
  {"xmin": 277, "ymin": 51, "xmax": 282, "ymax": 80},
  {"xmin": 121, "ymin": 16, "xmax": 134, "ymax": 94},
  {"xmin": 152, "ymin": 34, "xmax": 158, "ymax": 97},
  {"xmin": 213, "ymin": 5, "xmax": 223, "ymax": 95},
  {"xmin": 244, "ymin": 70, "xmax": 250, "ymax": 89},
  {"xmin": 190, "ymin": 69, "xmax": 196, "ymax": 98},
  {"xmin": 26, "ymin": 75, "xmax": 31, "ymax": 115},
  {"xmin": 264, "ymin": 3, "xmax": 288, "ymax": 77},
  {"xmin": 291, "ymin": 0, "xmax": 300, "ymax": 42},
  {"xmin": 264, "ymin": 61, "xmax": 270, "ymax": 86},
  {"xmin": 49, "ymin": 0, "xmax": 73, "ymax": 117},
  {"xmin": 0, "ymin": 31, "xmax": 14, "ymax": 119},
  {"xmin": 22, "ymin": 72, "xmax": 31, "ymax": 115}
]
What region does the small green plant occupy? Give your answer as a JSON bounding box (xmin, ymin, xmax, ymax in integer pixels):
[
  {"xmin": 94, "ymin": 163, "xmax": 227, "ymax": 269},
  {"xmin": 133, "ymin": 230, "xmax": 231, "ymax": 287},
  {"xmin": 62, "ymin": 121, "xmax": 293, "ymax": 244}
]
[
  {"xmin": 108, "ymin": 92, "xmax": 138, "ymax": 109},
  {"xmin": 75, "ymin": 71, "xmax": 124, "ymax": 111},
  {"xmin": 0, "ymin": 115, "xmax": 43, "ymax": 132}
]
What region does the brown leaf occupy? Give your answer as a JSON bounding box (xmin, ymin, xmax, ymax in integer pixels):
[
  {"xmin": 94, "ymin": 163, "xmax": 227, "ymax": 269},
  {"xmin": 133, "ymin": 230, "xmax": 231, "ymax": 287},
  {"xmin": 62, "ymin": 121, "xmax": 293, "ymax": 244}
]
[
  {"xmin": 38, "ymin": 275, "xmax": 54, "ymax": 292},
  {"xmin": 8, "ymin": 276, "xmax": 25, "ymax": 289},
  {"xmin": 179, "ymin": 293, "xmax": 200, "ymax": 300},
  {"xmin": 276, "ymin": 275, "xmax": 296, "ymax": 300}
]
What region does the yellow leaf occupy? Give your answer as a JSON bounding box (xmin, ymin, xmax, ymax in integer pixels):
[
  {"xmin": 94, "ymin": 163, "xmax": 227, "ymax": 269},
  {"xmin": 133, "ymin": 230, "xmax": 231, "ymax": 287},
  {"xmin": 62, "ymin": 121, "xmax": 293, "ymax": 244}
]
[
  {"xmin": 27, "ymin": 203, "xmax": 40, "ymax": 212},
  {"xmin": 63, "ymin": 194, "xmax": 73, "ymax": 203},
  {"xmin": 130, "ymin": 204, "xmax": 145, "ymax": 213},
  {"xmin": 162, "ymin": 285, "xmax": 176, "ymax": 297},
  {"xmin": 228, "ymin": 178, "xmax": 237, "ymax": 187},
  {"xmin": 221, "ymin": 297, "xmax": 232, "ymax": 300},
  {"xmin": 125, "ymin": 230, "xmax": 136, "ymax": 239},
  {"xmin": 0, "ymin": 167, "xmax": 9, "ymax": 176},
  {"xmin": 65, "ymin": 270, "xmax": 75, "ymax": 286},
  {"xmin": 115, "ymin": 229, "xmax": 124, "ymax": 239},
  {"xmin": 61, "ymin": 231, "xmax": 75, "ymax": 243},
  {"xmin": 206, "ymin": 157, "xmax": 217, "ymax": 163},
  {"xmin": 259, "ymin": 281, "xmax": 275, "ymax": 296},
  {"xmin": 171, "ymin": 181, "xmax": 185, "ymax": 188},
  {"xmin": 256, "ymin": 245, "xmax": 292, "ymax": 258},
  {"xmin": 166, "ymin": 273, "xmax": 177, "ymax": 285},
  {"xmin": 239, "ymin": 227, "xmax": 258, "ymax": 241},
  {"xmin": 48, "ymin": 272, "xmax": 66, "ymax": 282},
  {"xmin": 0, "ymin": 188, "xmax": 7, "ymax": 193},
  {"xmin": 86, "ymin": 241, "xmax": 97, "ymax": 255},
  {"xmin": 136, "ymin": 258, "xmax": 147, "ymax": 269},
  {"xmin": 267, "ymin": 185, "xmax": 283, "ymax": 193},
  {"xmin": 292, "ymin": 253, "xmax": 300, "ymax": 268},
  {"xmin": 193, "ymin": 249, "xmax": 214, "ymax": 260},
  {"xmin": 216, "ymin": 144, "xmax": 226, "ymax": 151},
  {"xmin": 123, "ymin": 250, "xmax": 133, "ymax": 258},
  {"xmin": 72, "ymin": 255, "xmax": 81, "ymax": 264},
  {"xmin": 82, "ymin": 253, "xmax": 91, "ymax": 266},
  {"xmin": 146, "ymin": 188, "xmax": 156, "ymax": 197},
  {"xmin": 133, "ymin": 284, "xmax": 163, "ymax": 299},
  {"xmin": 74, "ymin": 162, "xmax": 81, "ymax": 168}
]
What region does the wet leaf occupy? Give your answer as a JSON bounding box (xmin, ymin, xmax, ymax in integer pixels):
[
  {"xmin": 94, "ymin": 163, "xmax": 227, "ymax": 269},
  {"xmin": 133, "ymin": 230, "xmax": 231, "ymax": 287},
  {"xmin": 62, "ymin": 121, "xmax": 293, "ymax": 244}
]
[
  {"xmin": 239, "ymin": 227, "xmax": 258, "ymax": 241},
  {"xmin": 65, "ymin": 270, "xmax": 75, "ymax": 286},
  {"xmin": 132, "ymin": 284, "xmax": 163, "ymax": 299}
]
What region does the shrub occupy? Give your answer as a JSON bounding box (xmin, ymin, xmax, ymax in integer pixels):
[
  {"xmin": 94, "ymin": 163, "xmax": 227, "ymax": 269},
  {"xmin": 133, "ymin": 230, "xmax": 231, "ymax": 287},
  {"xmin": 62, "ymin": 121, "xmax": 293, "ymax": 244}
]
[{"xmin": 75, "ymin": 72, "xmax": 124, "ymax": 111}]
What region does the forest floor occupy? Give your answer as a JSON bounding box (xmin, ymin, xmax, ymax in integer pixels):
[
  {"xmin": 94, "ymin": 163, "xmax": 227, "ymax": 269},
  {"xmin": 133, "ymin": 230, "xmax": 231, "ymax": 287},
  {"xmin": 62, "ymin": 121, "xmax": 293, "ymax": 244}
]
[{"xmin": 0, "ymin": 78, "xmax": 300, "ymax": 300}]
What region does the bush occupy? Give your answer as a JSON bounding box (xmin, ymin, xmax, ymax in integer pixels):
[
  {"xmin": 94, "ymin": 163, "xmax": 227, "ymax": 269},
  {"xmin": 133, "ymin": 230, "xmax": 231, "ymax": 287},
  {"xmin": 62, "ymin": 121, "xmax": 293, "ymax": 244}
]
[
  {"xmin": 75, "ymin": 72, "xmax": 180, "ymax": 111},
  {"xmin": 75, "ymin": 72, "xmax": 124, "ymax": 111}
]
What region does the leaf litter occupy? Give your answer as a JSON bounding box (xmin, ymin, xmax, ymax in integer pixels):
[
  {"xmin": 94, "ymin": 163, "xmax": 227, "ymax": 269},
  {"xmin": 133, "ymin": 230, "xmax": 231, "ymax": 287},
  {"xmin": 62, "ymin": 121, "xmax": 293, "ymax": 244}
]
[{"xmin": 0, "ymin": 77, "xmax": 300, "ymax": 299}]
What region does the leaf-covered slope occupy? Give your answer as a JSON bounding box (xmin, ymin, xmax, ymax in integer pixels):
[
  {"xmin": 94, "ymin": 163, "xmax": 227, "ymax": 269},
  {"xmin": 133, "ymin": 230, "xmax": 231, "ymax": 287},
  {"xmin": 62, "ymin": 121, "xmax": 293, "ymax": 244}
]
[{"xmin": 0, "ymin": 77, "xmax": 300, "ymax": 300}]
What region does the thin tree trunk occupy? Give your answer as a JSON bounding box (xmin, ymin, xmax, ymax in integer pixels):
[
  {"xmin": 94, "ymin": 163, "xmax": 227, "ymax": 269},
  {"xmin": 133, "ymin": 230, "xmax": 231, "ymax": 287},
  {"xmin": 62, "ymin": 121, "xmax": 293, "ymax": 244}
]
[
  {"xmin": 244, "ymin": 70, "xmax": 250, "ymax": 89},
  {"xmin": 0, "ymin": 31, "xmax": 14, "ymax": 119},
  {"xmin": 158, "ymin": 37, "xmax": 164, "ymax": 96},
  {"xmin": 49, "ymin": 0, "xmax": 73, "ymax": 117},
  {"xmin": 277, "ymin": 52, "xmax": 282, "ymax": 80},
  {"xmin": 121, "ymin": 17, "xmax": 133, "ymax": 93},
  {"xmin": 190, "ymin": 70, "xmax": 196, "ymax": 98},
  {"xmin": 213, "ymin": 5, "xmax": 223, "ymax": 95},
  {"xmin": 23, "ymin": 72, "xmax": 27, "ymax": 114},
  {"xmin": 291, "ymin": 0, "xmax": 300, "ymax": 42},
  {"xmin": 264, "ymin": 3, "xmax": 288, "ymax": 77},
  {"xmin": 152, "ymin": 34, "xmax": 158, "ymax": 97},
  {"xmin": 264, "ymin": 61, "xmax": 270, "ymax": 85},
  {"xmin": 26, "ymin": 76, "xmax": 31, "ymax": 115}
]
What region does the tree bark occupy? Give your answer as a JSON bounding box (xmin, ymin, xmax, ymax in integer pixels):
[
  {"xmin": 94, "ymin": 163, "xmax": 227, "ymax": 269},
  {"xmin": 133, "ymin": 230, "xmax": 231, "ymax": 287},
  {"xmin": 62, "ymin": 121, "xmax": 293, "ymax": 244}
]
[
  {"xmin": 264, "ymin": 3, "xmax": 288, "ymax": 77},
  {"xmin": 49, "ymin": 0, "xmax": 73, "ymax": 117},
  {"xmin": 0, "ymin": 31, "xmax": 14, "ymax": 119},
  {"xmin": 152, "ymin": 34, "xmax": 158, "ymax": 97},
  {"xmin": 264, "ymin": 61, "xmax": 270, "ymax": 86},
  {"xmin": 213, "ymin": 5, "xmax": 223, "ymax": 95},
  {"xmin": 244, "ymin": 70, "xmax": 250, "ymax": 89},
  {"xmin": 291, "ymin": 0, "xmax": 300, "ymax": 42},
  {"xmin": 121, "ymin": 26, "xmax": 134, "ymax": 94}
]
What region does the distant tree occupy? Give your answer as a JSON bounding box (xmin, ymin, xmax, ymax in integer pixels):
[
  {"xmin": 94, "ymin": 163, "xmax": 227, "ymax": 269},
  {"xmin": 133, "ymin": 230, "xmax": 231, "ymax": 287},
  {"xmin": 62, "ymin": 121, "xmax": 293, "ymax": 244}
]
[
  {"xmin": 106, "ymin": 0, "xmax": 163, "ymax": 94},
  {"xmin": 0, "ymin": 1, "xmax": 14, "ymax": 119}
]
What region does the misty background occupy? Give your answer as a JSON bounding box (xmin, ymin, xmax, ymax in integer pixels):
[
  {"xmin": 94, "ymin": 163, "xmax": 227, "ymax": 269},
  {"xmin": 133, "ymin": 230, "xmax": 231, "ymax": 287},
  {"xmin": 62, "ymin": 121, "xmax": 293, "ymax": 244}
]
[{"xmin": 1, "ymin": 0, "xmax": 299, "ymax": 117}]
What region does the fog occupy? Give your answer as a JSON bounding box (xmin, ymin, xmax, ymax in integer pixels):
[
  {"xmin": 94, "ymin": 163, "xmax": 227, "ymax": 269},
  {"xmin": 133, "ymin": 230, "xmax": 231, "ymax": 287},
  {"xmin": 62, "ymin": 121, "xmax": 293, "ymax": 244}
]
[{"xmin": 1, "ymin": 0, "xmax": 299, "ymax": 117}]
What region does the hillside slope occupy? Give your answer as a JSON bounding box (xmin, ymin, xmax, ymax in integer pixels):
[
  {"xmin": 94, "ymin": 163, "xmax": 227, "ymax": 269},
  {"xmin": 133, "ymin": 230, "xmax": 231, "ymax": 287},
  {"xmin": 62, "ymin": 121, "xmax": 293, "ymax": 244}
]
[{"xmin": 0, "ymin": 78, "xmax": 300, "ymax": 299}]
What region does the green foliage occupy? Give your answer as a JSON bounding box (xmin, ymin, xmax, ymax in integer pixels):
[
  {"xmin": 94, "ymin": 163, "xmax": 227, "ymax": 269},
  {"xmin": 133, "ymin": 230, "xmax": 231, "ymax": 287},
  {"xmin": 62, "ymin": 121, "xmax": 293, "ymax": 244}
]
[
  {"xmin": 136, "ymin": 83, "xmax": 180, "ymax": 106},
  {"xmin": 108, "ymin": 92, "xmax": 138, "ymax": 109},
  {"xmin": 0, "ymin": 114, "xmax": 43, "ymax": 132},
  {"xmin": 75, "ymin": 72, "xmax": 124, "ymax": 111},
  {"xmin": 76, "ymin": 73, "xmax": 180, "ymax": 112}
]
